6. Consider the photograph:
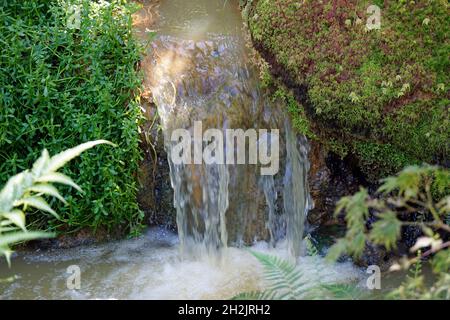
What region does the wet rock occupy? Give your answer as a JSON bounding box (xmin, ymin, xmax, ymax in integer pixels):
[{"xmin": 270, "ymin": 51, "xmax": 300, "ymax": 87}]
[
  {"xmin": 25, "ymin": 228, "xmax": 121, "ymax": 250},
  {"xmin": 307, "ymin": 140, "xmax": 364, "ymax": 227},
  {"xmin": 137, "ymin": 100, "xmax": 177, "ymax": 230},
  {"xmin": 354, "ymin": 242, "xmax": 393, "ymax": 272}
]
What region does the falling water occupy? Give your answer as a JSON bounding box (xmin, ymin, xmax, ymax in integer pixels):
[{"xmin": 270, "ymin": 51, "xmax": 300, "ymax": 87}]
[
  {"xmin": 146, "ymin": 2, "xmax": 312, "ymax": 259},
  {"xmin": 283, "ymin": 121, "xmax": 311, "ymax": 259}
]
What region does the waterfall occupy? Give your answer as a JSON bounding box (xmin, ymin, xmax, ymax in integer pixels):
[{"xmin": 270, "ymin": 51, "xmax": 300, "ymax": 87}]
[
  {"xmin": 283, "ymin": 121, "xmax": 311, "ymax": 258},
  {"xmin": 148, "ymin": 33, "xmax": 311, "ymax": 260}
]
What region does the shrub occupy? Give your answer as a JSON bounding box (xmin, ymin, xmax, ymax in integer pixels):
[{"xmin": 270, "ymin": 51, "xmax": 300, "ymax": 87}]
[{"xmin": 0, "ymin": 0, "xmax": 144, "ymax": 234}]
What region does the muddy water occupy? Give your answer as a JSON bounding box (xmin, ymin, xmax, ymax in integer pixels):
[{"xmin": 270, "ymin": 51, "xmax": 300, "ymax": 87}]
[
  {"xmin": 1, "ymin": 228, "xmax": 365, "ymax": 299},
  {"xmin": 1, "ymin": 0, "xmax": 367, "ymax": 299}
]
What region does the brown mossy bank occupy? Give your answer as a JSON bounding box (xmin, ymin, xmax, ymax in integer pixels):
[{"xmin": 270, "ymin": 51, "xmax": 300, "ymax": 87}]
[{"xmin": 242, "ymin": 0, "xmax": 449, "ymax": 182}]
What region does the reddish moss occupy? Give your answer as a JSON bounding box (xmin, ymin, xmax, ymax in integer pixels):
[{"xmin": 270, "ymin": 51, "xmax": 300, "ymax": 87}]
[{"xmin": 246, "ymin": 0, "xmax": 449, "ymax": 180}]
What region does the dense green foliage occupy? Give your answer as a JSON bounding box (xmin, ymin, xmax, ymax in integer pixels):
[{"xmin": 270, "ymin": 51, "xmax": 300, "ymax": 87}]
[
  {"xmin": 0, "ymin": 140, "xmax": 112, "ymax": 266},
  {"xmin": 327, "ymin": 165, "xmax": 450, "ymax": 299},
  {"xmin": 245, "ymin": 0, "xmax": 449, "ymax": 180},
  {"xmin": 0, "ymin": 0, "xmax": 144, "ymax": 233}
]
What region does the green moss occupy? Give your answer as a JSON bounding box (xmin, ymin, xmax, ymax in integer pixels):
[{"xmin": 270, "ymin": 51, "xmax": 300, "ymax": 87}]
[
  {"xmin": 272, "ymin": 88, "xmax": 317, "ymax": 140},
  {"xmin": 326, "ymin": 139, "xmax": 349, "ymax": 159},
  {"xmin": 259, "ymin": 62, "xmax": 274, "ymax": 89},
  {"xmin": 247, "ymin": 0, "xmax": 449, "ymax": 181},
  {"xmin": 353, "ymin": 142, "xmax": 419, "ymax": 181}
]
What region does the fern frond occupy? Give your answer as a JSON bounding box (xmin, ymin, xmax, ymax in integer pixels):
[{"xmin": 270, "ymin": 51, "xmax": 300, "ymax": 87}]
[
  {"xmin": 305, "ymin": 234, "xmax": 319, "ymax": 256},
  {"xmin": 0, "ymin": 140, "xmax": 113, "ymax": 267},
  {"xmin": 318, "ymin": 283, "xmax": 365, "ymax": 300},
  {"xmin": 231, "ymin": 290, "xmax": 276, "ymax": 300},
  {"xmin": 409, "ymin": 250, "xmax": 423, "ymax": 280},
  {"xmin": 234, "ymin": 251, "xmax": 365, "ymax": 300},
  {"xmin": 250, "ymin": 251, "xmax": 308, "ymax": 300}
]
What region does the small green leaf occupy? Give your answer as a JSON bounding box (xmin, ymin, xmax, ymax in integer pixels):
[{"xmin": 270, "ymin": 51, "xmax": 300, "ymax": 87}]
[
  {"xmin": 378, "ymin": 176, "xmax": 399, "ymax": 194},
  {"xmin": 431, "ymin": 250, "xmax": 450, "ymax": 274},
  {"xmin": 370, "ymin": 211, "xmax": 402, "ymax": 250},
  {"xmin": 0, "ymin": 231, "xmax": 54, "ymax": 248},
  {"xmin": 326, "ymin": 239, "xmax": 348, "ymax": 262},
  {"xmin": 0, "ymin": 246, "xmax": 13, "ymax": 267},
  {"xmin": 351, "ymin": 232, "xmax": 367, "ymax": 258},
  {"xmin": 37, "ymin": 172, "xmax": 82, "ymax": 192},
  {"xmin": 0, "ymin": 172, "xmax": 34, "ymax": 212},
  {"xmin": 0, "ymin": 226, "xmax": 19, "ymax": 232},
  {"xmin": 16, "ymin": 196, "xmax": 59, "ymax": 219},
  {"xmin": 27, "ymin": 184, "xmax": 67, "ymax": 204},
  {"xmin": 45, "ymin": 140, "xmax": 115, "ymax": 174},
  {"xmin": 0, "ymin": 232, "xmax": 54, "ymax": 267},
  {"xmin": 2, "ymin": 210, "xmax": 26, "ymax": 231},
  {"xmin": 31, "ymin": 149, "xmax": 50, "ymax": 176}
]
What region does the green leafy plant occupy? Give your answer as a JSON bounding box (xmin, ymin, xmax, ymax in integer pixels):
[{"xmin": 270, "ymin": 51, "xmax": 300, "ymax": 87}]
[
  {"xmin": 0, "ymin": 140, "xmax": 113, "ymax": 266},
  {"xmin": 232, "ymin": 290, "xmax": 276, "ymax": 300},
  {"xmin": 305, "ymin": 234, "xmax": 319, "ymax": 256},
  {"xmin": 318, "ymin": 283, "xmax": 366, "ymax": 300},
  {"xmin": 233, "ymin": 248, "xmax": 363, "ymax": 300},
  {"xmin": 232, "ymin": 251, "xmax": 311, "ymax": 300},
  {"xmin": 327, "ymin": 165, "xmax": 450, "ymax": 299},
  {"xmin": 0, "ymin": 0, "xmax": 144, "ymax": 234}
]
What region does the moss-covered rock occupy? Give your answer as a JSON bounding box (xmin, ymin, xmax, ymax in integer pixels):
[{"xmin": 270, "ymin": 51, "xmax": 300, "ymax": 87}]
[{"xmin": 244, "ymin": 0, "xmax": 449, "ymax": 181}]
